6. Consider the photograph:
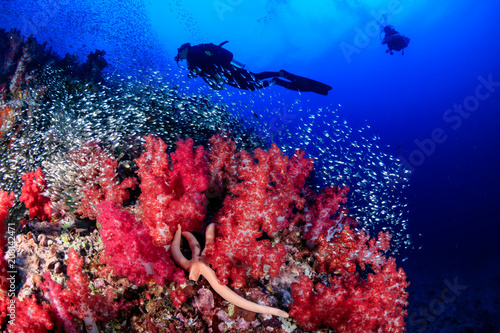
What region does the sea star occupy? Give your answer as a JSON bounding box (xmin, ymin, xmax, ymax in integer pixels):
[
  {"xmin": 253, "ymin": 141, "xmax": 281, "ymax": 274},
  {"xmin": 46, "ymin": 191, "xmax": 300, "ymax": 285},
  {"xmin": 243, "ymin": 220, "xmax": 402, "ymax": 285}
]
[{"xmin": 170, "ymin": 223, "xmax": 289, "ymax": 318}]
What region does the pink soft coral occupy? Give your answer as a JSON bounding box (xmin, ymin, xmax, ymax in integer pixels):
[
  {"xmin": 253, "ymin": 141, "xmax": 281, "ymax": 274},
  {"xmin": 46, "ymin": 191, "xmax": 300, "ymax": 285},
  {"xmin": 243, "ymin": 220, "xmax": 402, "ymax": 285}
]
[
  {"xmin": 70, "ymin": 142, "xmax": 138, "ymax": 219},
  {"xmin": 0, "ymin": 190, "xmax": 14, "ymax": 253},
  {"xmin": 41, "ymin": 248, "xmax": 124, "ymax": 333},
  {"xmin": 205, "ymin": 135, "xmax": 313, "ymax": 287},
  {"xmin": 207, "ymin": 133, "xmax": 239, "ymax": 192},
  {"xmin": 290, "ymin": 225, "xmax": 409, "ymax": 332},
  {"xmin": 0, "ymin": 190, "xmax": 14, "ymax": 225},
  {"xmin": 302, "ymin": 185, "xmax": 353, "ymax": 248},
  {"xmin": 97, "ymin": 201, "xmax": 186, "ymax": 286},
  {"xmin": 134, "ymin": 135, "xmax": 209, "ymax": 247},
  {"xmin": 19, "ymin": 167, "xmax": 52, "ymax": 221},
  {"xmin": 0, "ymin": 190, "xmax": 14, "ymax": 322},
  {"xmin": 6, "ymin": 295, "xmax": 54, "ymax": 333}
]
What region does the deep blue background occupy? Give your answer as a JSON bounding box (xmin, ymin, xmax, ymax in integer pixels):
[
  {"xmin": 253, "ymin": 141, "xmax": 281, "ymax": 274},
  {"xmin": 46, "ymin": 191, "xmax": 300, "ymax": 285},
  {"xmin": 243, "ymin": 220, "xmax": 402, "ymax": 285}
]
[{"xmin": 2, "ymin": 0, "xmax": 500, "ymax": 330}]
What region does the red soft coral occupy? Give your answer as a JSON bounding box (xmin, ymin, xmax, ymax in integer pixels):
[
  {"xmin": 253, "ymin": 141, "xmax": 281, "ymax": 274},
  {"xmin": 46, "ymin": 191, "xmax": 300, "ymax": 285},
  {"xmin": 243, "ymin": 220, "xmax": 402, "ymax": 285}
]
[
  {"xmin": 205, "ymin": 137, "xmax": 312, "ymax": 287},
  {"xmin": 290, "ymin": 225, "xmax": 409, "ymax": 332},
  {"xmin": 0, "ymin": 190, "xmax": 14, "ymax": 322},
  {"xmin": 19, "ymin": 167, "xmax": 52, "ymax": 221},
  {"xmin": 134, "ymin": 135, "xmax": 209, "ymax": 247},
  {"xmin": 302, "ymin": 185, "xmax": 353, "ymax": 248},
  {"xmin": 0, "ymin": 190, "xmax": 14, "ymax": 226},
  {"xmin": 6, "ymin": 295, "xmax": 54, "ymax": 333},
  {"xmin": 97, "ymin": 201, "xmax": 186, "ymax": 286},
  {"xmin": 170, "ymin": 286, "xmax": 187, "ymax": 308},
  {"xmin": 0, "ymin": 190, "xmax": 14, "ymax": 251},
  {"xmin": 72, "ymin": 142, "xmax": 138, "ymax": 219},
  {"xmin": 314, "ymin": 225, "xmax": 391, "ymax": 275},
  {"xmin": 207, "ymin": 133, "xmax": 239, "ymax": 193},
  {"xmin": 42, "ymin": 248, "xmax": 124, "ymax": 332},
  {"xmin": 40, "ymin": 273, "xmax": 79, "ymax": 333}
]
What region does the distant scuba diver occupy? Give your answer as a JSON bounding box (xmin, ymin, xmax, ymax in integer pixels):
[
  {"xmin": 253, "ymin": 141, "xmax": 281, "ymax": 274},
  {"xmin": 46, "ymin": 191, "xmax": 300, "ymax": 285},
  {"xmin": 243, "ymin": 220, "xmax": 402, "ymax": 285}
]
[
  {"xmin": 381, "ymin": 25, "xmax": 410, "ymax": 55},
  {"xmin": 174, "ymin": 42, "xmax": 332, "ymax": 95}
]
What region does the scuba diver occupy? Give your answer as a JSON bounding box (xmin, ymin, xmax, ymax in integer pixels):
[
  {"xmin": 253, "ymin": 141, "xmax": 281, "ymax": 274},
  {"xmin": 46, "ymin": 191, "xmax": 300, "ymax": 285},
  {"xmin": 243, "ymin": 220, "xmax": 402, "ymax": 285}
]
[
  {"xmin": 381, "ymin": 25, "xmax": 410, "ymax": 55},
  {"xmin": 174, "ymin": 42, "xmax": 332, "ymax": 96}
]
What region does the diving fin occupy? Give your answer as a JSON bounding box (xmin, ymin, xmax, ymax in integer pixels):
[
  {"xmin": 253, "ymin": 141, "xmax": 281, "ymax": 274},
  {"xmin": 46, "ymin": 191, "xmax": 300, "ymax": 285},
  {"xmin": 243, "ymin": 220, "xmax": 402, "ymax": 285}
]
[{"xmin": 277, "ymin": 70, "xmax": 332, "ymax": 96}]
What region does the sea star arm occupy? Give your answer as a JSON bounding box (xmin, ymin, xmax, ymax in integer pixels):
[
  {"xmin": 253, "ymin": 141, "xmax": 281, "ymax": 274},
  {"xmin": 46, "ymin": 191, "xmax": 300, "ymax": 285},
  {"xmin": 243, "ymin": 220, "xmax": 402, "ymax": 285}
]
[
  {"xmin": 180, "ymin": 230, "xmax": 203, "ymax": 281},
  {"xmin": 170, "ymin": 225, "xmax": 289, "ymax": 318},
  {"xmin": 170, "ymin": 224, "xmax": 192, "ymax": 271},
  {"xmin": 197, "ymin": 260, "xmax": 289, "ymax": 318},
  {"xmin": 181, "ymin": 231, "xmax": 201, "ymax": 258},
  {"xmin": 202, "ymin": 223, "xmax": 215, "ymax": 252}
]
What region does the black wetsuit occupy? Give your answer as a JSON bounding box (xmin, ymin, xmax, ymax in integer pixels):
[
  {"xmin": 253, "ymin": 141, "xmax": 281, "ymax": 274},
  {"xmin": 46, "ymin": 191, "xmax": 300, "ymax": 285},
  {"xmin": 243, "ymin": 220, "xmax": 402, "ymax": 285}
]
[
  {"xmin": 186, "ymin": 43, "xmax": 277, "ymax": 91},
  {"xmin": 184, "ymin": 43, "xmax": 332, "ymax": 95},
  {"xmin": 382, "ymin": 26, "xmax": 410, "ymax": 54}
]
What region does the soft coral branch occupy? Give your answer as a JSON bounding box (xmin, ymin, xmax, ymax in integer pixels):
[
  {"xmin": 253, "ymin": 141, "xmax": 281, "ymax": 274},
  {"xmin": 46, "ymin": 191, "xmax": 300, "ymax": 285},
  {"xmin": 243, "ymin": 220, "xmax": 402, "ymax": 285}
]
[
  {"xmin": 71, "ymin": 142, "xmax": 138, "ymax": 219},
  {"xmin": 205, "ymin": 135, "xmax": 312, "ymax": 287},
  {"xmin": 6, "ymin": 295, "xmax": 54, "ymax": 333},
  {"xmin": 303, "ymin": 185, "xmax": 352, "ymax": 248},
  {"xmin": 19, "ymin": 167, "xmax": 52, "ymax": 221},
  {"xmin": 41, "ymin": 248, "xmax": 124, "ymax": 333},
  {"xmin": 0, "ymin": 190, "xmax": 15, "ymax": 323},
  {"xmin": 97, "ymin": 201, "xmax": 186, "ymax": 286},
  {"xmin": 134, "ymin": 135, "xmax": 209, "ymax": 247},
  {"xmin": 290, "ymin": 225, "xmax": 409, "ymax": 332}
]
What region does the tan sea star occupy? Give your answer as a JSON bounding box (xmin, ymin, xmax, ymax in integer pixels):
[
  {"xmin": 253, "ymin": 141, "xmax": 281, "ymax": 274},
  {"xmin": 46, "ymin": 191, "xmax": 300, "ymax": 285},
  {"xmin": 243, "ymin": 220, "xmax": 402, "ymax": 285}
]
[{"xmin": 170, "ymin": 223, "xmax": 289, "ymax": 318}]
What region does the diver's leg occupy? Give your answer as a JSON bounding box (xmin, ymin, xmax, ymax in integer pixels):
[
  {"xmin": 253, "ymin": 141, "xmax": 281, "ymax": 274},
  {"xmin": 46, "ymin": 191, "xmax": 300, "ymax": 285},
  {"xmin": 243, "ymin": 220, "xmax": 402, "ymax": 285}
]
[
  {"xmin": 233, "ymin": 69, "xmax": 274, "ymax": 90},
  {"xmin": 250, "ymin": 80, "xmax": 272, "ymax": 90},
  {"xmin": 254, "ymin": 71, "xmax": 280, "ymax": 80},
  {"xmin": 224, "ymin": 69, "xmax": 271, "ymax": 91},
  {"xmin": 226, "ymin": 80, "xmax": 271, "ymax": 91},
  {"xmin": 273, "ymin": 78, "xmax": 300, "ymax": 91},
  {"xmin": 272, "ymin": 77, "xmax": 331, "ymax": 96}
]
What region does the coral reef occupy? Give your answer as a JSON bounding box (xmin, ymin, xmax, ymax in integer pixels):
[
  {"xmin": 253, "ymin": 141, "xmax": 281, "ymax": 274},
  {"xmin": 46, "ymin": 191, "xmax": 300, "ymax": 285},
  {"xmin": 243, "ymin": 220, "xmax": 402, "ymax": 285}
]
[
  {"xmin": 134, "ymin": 135, "xmax": 209, "ymax": 247},
  {"xmin": 290, "ymin": 226, "xmax": 408, "ymax": 332},
  {"xmin": 19, "ymin": 167, "xmax": 52, "ymax": 221},
  {"xmin": 0, "ymin": 28, "xmax": 267, "ymax": 198},
  {"xmin": 0, "ymin": 190, "xmax": 15, "ymax": 321},
  {"xmin": 40, "ymin": 248, "xmax": 124, "ymax": 333},
  {"xmin": 1, "ymin": 133, "xmax": 408, "ymax": 332},
  {"xmin": 171, "ymin": 224, "xmax": 289, "ymax": 318},
  {"xmin": 0, "ymin": 29, "xmax": 410, "ymax": 332},
  {"xmin": 97, "ymin": 201, "xmax": 185, "ymax": 287},
  {"xmin": 0, "ymin": 29, "xmax": 107, "ymax": 96}
]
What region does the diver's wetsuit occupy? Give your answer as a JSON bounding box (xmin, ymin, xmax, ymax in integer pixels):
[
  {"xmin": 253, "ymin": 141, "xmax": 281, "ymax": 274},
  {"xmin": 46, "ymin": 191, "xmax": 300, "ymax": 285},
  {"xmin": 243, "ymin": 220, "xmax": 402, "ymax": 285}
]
[
  {"xmin": 382, "ymin": 26, "xmax": 410, "ymax": 54},
  {"xmin": 186, "ymin": 44, "xmax": 276, "ymax": 91},
  {"xmin": 223, "ymin": 69, "xmax": 279, "ymax": 91},
  {"xmin": 184, "ymin": 43, "xmax": 332, "ymax": 95}
]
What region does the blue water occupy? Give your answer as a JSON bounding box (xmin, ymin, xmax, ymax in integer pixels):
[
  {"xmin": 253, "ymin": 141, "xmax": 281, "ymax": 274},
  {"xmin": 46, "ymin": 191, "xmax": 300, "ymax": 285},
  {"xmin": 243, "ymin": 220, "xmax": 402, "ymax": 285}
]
[{"xmin": 2, "ymin": 0, "xmax": 500, "ymax": 331}]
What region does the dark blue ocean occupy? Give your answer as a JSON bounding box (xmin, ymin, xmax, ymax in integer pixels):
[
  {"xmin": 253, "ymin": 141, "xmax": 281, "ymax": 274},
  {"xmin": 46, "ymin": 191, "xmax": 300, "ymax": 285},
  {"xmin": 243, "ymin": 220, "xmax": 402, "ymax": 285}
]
[{"xmin": 2, "ymin": 0, "xmax": 499, "ymax": 331}]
